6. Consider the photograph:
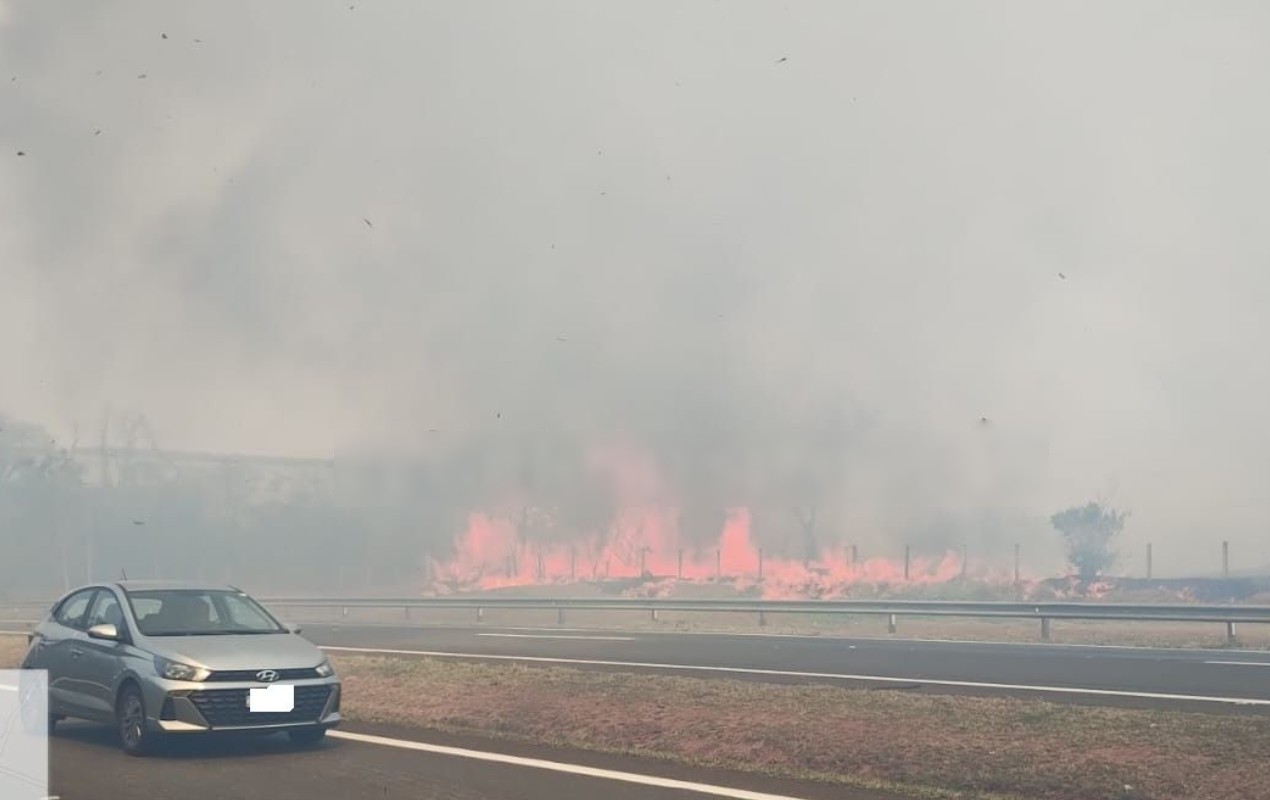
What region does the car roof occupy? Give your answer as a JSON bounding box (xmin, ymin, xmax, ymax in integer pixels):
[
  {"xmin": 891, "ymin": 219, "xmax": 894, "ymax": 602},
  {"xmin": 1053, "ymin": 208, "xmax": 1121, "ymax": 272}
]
[{"xmin": 114, "ymin": 580, "xmax": 240, "ymax": 593}]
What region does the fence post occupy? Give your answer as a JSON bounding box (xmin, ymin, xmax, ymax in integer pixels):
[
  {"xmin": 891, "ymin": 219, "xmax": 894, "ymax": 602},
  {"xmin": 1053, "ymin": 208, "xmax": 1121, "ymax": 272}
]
[
  {"xmin": 557, "ymin": 607, "xmax": 565, "ymax": 625},
  {"xmin": 1222, "ymin": 541, "xmax": 1230, "ymax": 579},
  {"xmin": 1146, "ymin": 542, "xmax": 1153, "ymax": 579},
  {"xmin": 570, "ymin": 546, "xmax": 576, "ymax": 581},
  {"xmin": 758, "ymin": 548, "xmax": 764, "ymax": 580},
  {"xmin": 477, "ymin": 606, "xmax": 484, "ymax": 623},
  {"xmin": 851, "ymin": 544, "xmax": 858, "ymax": 570},
  {"xmin": 887, "ymin": 613, "xmax": 898, "ymax": 634},
  {"xmin": 716, "ymin": 548, "xmax": 721, "ymax": 580},
  {"xmin": 904, "ymin": 545, "xmax": 911, "ymax": 581},
  {"xmin": 1226, "ymin": 620, "xmax": 1237, "ymax": 645},
  {"xmin": 640, "ymin": 548, "xmax": 646, "ymax": 577},
  {"xmin": 961, "ymin": 545, "xmax": 968, "ymax": 580},
  {"xmin": 1040, "ymin": 617, "xmax": 1051, "ymax": 642},
  {"xmin": 758, "ymin": 610, "xmax": 767, "ymax": 627},
  {"xmin": 651, "ymin": 608, "xmax": 659, "ymax": 622},
  {"xmin": 404, "ymin": 605, "xmax": 410, "ymax": 620},
  {"xmin": 341, "ymin": 606, "xmax": 348, "ymax": 618},
  {"xmin": 1013, "ymin": 543, "xmax": 1021, "ymax": 587},
  {"xmin": 677, "ymin": 549, "xmax": 684, "ymax": 580}
]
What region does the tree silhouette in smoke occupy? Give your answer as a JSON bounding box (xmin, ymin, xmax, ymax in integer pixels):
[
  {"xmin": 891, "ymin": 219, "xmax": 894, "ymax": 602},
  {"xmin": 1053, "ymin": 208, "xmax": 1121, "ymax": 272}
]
[{"xmin": 1050, "ymin": 501, "xmax": 1127, "ymax": 582}]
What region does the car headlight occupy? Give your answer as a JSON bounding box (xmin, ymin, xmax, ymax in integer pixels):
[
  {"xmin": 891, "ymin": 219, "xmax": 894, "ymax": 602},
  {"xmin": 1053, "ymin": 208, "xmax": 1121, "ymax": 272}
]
[
  {"xmin": 314, "ymin": 658, "xmax": 335, "ymax": 678},
  {"xmin": 154, "ymin": 656, "xmax": 210, "ymax": 682}
]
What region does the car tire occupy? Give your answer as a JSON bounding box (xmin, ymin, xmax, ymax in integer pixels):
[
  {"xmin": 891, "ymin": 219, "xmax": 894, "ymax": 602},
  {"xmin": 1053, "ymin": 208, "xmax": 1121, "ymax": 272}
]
[
  {"xmin": 288, "ymin": 727, "xmax": 327, "ymax": 747},
  {"xmin": 116, "ymin": 684, "xmax": 157, "ymax": 756}
]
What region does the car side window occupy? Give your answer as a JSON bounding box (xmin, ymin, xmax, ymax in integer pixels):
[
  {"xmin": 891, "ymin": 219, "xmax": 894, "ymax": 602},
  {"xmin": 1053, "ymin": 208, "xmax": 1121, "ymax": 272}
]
[
  {"xmin": 86, "ymin": 591, "xmax": 126, "ymax": 633},
  {"xmin": 53, "ymin": 590, "xmax": 95, "ymax": 630}
]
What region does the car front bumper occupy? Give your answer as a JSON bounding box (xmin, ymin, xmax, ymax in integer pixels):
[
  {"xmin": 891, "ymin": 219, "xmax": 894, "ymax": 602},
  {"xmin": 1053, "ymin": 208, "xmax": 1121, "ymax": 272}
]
[{"xmin": 143, "ymin": 677, "xmax": 342, "ymax": 734}]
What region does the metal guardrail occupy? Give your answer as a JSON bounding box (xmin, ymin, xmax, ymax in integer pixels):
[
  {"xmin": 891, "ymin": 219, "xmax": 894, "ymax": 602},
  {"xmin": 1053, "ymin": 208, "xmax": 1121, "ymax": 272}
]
[
  {"xmin": 255, "ymin": 596, "xmax": 1270, "ymax": 643},
  {"xmin": 9, "ymin": 596, "xmax": 1270, "ymax": 642}
]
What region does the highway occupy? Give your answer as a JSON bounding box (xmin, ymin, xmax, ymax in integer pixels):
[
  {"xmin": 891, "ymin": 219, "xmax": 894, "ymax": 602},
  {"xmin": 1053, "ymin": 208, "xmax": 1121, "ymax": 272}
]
[
  {"xmin": 9, "ymin": 622, "xmax": 1270, "ymax": 798},
  {"xmin": 302, "ymin": 622, "xmax": 1270, "ymax": 713},
  {"xmin": 44, "ymin": 719, "xmax": 861, "ymax": 800}
]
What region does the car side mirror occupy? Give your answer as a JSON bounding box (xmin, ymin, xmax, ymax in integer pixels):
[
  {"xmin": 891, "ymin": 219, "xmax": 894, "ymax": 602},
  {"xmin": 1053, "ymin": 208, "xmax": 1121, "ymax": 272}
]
[
  {"xmin": 87, "ymin": 623, "xmax": 119, "ymax": 642},
  {"xmin": 284, "ymin": 622, "xmax": 303, "ymax": 635}
]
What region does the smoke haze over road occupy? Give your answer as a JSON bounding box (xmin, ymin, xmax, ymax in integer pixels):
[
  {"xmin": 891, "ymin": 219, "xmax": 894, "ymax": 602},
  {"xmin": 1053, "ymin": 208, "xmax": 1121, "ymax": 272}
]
[{"xmin": 3, "ymin": 1, "xmax": 1270, "ymax": 581}]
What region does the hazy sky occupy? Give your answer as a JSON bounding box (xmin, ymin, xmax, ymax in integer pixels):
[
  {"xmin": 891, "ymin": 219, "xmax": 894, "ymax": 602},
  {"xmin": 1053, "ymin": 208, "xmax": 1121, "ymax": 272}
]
[{"xmin": 3, "ymin": 1, "xmax": 1269, "ymax": 572}]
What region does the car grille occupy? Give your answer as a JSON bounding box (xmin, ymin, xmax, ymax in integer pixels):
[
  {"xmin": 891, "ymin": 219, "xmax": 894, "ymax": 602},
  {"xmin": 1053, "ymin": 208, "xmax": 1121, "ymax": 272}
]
[
  {"xmin": 188, "ymin": 685, "xmax": 333, "ymax": 727},
  {"xmin": 204, "ymin": 668, "xmax": 321, "ymax": 683}
]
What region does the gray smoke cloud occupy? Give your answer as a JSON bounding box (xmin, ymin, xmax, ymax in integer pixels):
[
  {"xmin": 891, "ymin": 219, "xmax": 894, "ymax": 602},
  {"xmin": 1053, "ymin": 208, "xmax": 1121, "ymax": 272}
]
[{"xmin": 3, "ymin": 1, "xmax": 1270, "ymax": 576}]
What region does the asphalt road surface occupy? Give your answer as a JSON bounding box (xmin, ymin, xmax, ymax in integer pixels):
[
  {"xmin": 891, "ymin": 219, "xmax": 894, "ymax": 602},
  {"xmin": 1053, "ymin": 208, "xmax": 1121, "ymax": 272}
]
[
  {"xmin": 45, "ymin": 719, "xmax": 860, "ymax": 800},
  {"xmin": 302, "ymin": 622, "xmax": 1270, "ymax": 713}
]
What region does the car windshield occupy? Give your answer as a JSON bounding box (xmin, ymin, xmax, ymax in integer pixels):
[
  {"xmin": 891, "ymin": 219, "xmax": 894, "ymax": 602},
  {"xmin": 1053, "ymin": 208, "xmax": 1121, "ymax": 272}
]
[{"xmin": 126, "ymin": 589, "xmax": 285, "ymax": 636}]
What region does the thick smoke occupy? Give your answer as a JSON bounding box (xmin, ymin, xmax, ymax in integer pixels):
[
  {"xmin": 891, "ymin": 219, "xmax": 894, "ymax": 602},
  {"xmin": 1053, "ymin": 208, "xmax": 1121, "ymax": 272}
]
[{"xmin": 3, "ymin": 2, "xmax": 1270, "ymax": 583}]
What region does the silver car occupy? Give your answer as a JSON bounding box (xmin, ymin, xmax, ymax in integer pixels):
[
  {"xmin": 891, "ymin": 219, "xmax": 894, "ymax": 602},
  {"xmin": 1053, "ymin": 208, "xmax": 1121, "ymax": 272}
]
[{"xmin": 19, "ymin": 580, "xmax": 341, "ymax": 756}]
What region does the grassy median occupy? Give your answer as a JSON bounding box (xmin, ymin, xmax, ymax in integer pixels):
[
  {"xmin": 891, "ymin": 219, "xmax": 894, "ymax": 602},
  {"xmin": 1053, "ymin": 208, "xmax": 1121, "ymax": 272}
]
[
  {"xmin": 331, "ymin": 655, "xmax": 1270, "ymax": 800},
  {"xmin": 4, "ymin": 638, "xmax": 1267, "ymax": 800}
]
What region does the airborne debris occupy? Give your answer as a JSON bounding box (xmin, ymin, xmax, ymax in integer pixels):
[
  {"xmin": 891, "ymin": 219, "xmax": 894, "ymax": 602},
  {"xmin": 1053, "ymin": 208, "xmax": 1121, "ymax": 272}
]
[
  {"xmin": 362, "ymin": 217, "xmax": 373, "ymax": 228},
  {"xmin": 137, "ymin": 73, "xmax": 147, "ymax": 79},
  {"xmin": 16, "ymin": 150, "xmax": 25, "ymax": 156},
  {"xmin": 776, "ymin": 57, "xmax": 788, "ymax": 63},
  {"xmin": 161, "ymin": 33, "xmax": 168, "ymax": 39},
  {"xmin": 1058, "ymin": 272, "xmax": 1067, "ymax": 280}
]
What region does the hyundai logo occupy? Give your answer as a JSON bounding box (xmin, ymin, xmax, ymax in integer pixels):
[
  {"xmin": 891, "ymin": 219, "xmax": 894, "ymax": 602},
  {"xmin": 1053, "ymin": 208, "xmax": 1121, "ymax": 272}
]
[{"xmin": 256, "ymin": 669, "xmax": 280, "ymax": 683}]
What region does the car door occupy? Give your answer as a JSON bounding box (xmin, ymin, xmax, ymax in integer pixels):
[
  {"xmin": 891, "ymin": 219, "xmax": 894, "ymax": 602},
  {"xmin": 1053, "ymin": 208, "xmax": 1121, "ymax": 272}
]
[
  {"xmin": 77, "ymin": 588, "xmax": 131, "ymax": 721},
  {"xmin": 37, "ymin": 589, "xmax": 96, "ymax": 716}
]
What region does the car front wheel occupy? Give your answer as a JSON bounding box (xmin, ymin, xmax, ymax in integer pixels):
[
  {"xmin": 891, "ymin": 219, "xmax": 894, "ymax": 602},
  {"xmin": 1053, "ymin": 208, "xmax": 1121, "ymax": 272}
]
[{"xmin": 116, "ymin": 685, "xmax": 158, "ymax": 756}]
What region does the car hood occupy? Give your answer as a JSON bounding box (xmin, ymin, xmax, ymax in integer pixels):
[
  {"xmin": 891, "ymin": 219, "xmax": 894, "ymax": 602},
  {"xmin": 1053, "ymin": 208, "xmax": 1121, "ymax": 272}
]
[{"xmin": 142, "ymin": 633, "xmax": 325, "ymax": 670}]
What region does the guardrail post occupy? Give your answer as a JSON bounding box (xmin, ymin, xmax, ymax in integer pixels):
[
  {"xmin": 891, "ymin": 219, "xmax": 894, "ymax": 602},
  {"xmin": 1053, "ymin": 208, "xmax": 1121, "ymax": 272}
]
[
  {"xmin": 1226, "ymin": 621, "xmax": 1237, "ymax": 645},
  {"xmin": 558, "ymin": 607, "xmax": 566, "ymax": 625},
  {"xmin": 758, "ymin": 610, "xmax": 767, "ymax": 626},
  {"xmin": 404, "ymin": 605, "xmax": 410, "ymax": 620},
  {"xmin": 904, "ymin": 545, "xmax": 911, "ymax": 581},
  {"xmin": 342, "ymin": 606, "xmax": 348, "ymax": 618},
  {"xmin": 477, "ymin": 607, "xmax": 484, "ymax": 623},
  {"xmin": 677, "ymin": 549, "xmax": 684, "ymax": 580},
  {"xmin": 1222, "ymin": 541, "xmax": 1230, "ymax": 579},
  {"xmin": 1013, "ymin": 543, "xmax": 1021, "ymax": 588},
  {"xmin": 1040, "ymin": 618, "xmax": 1051, "ymax": 642},
  {"xmin": 887, "ymin": 613, "xmax": 897, "ymax": 634},
  {"xmin": 960, "ymin": 545, "xmax": 968, "ymax": 580},
  {"xmin": 651, "ymin": 609, "xmax": 659, "ymax": 622}
]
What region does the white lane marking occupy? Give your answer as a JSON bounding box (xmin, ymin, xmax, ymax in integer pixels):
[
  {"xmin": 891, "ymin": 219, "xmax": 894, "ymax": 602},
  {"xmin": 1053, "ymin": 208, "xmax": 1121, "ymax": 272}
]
[
  {"xmin": 320, "ymin": 646, "xmax": 1270, "ymax": 706},
  {"xmin": 330, "ymin": 730, "xmax": 812, "ymax": 800},
  {"xmin": 1205, "ymin": 660, "xmax": 1270, "ymax": 667},
  {"xmin": 476, "ymin": 633, "xmax": 634, "ymax": 641}
]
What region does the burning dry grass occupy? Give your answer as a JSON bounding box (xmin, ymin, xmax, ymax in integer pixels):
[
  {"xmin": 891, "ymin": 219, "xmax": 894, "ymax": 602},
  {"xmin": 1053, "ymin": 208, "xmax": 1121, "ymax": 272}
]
[{"xmin": 332, "ymin": 654, "xmax": 1270, "ymax": 800}]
